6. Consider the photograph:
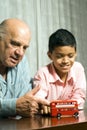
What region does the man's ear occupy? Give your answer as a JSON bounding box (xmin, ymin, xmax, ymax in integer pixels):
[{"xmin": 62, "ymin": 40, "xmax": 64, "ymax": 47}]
[{"xmin": 47, "ymin": 51, "xmax": 52, "ymax": 60}]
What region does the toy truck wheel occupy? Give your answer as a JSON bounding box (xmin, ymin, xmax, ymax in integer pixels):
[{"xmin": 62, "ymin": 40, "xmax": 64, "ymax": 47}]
[
  {"xmin": 57, "ymin": 113, "xmax": 61, "ymax": 119},
  {"xmin": 74, "ymin": 112, "xmax": 79, "ymax": 118}
]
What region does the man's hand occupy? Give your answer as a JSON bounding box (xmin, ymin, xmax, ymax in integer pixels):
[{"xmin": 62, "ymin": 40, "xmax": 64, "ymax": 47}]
[{"xmin": 16, "ymin": 86, "xmax": 50, "ymax": 117}]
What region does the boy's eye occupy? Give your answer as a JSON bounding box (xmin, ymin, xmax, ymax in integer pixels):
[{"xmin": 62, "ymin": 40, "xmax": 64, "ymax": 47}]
[
  {"xmin": 68, "ymin": 54, "xmax": 74, "ymax": 58},
  {"xmin": 56, "ymin": 54, "xmax": 75, "ymax": 59},
  {"xmin": 56, "ymin": 54, "xmax": 63, "ymax": 58}
]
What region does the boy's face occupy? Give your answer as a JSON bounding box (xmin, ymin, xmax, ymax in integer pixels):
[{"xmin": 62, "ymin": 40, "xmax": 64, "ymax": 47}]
[{"xmin": 48, "ymin": 46, "xmax": 77, "ymax": 75}]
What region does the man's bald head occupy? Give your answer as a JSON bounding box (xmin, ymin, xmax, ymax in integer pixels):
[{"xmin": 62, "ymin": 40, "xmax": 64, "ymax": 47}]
[
  {"xmin": 0, "ymin": 18, "xmax": 31, "ymax": 42},
  {"xmin": 0, "ymin": 18, "xmax": 31, "ymax": 67}
]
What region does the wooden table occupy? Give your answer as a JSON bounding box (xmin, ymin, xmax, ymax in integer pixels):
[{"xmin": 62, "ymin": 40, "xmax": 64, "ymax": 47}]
[{"xmin": 0, "ymin": 108, "xmax": 87, "ymax": 130}]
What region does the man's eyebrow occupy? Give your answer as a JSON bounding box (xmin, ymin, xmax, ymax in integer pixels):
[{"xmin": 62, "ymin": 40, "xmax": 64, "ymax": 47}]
[
  {"xmin": 10, "ymin": 40, "xmax": 20, "ymax": 45},
  {"xmin": 10, "ymin": 40, "xmax": 29, "ymax": 47}
]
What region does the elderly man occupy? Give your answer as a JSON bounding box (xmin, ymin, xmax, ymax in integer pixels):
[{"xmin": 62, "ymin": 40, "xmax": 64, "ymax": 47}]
[{"xmin": 0, "ymin": 18, "xmax": 49, "ymax": 117}]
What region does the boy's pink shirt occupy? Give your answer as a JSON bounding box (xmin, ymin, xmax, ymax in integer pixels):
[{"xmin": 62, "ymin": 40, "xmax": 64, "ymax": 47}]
[{"xmin": 34, "ymin": 61, "xmax": 86, "ymax": 109}]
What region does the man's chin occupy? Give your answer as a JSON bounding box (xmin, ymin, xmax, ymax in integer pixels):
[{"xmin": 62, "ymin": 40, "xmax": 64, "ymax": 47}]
[{"xmin": 7, "ymin": 63, "xmax": 18, "ymax": 68}]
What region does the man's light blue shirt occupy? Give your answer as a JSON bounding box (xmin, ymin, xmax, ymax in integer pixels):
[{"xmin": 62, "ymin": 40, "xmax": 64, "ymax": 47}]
[{"xmin": 0, "ymin": 56, "xmax": 32, "ymax": 117}]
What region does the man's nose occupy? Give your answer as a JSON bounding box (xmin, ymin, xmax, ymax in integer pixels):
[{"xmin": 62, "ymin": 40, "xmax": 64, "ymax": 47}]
[{"xmin": 15, "ymin": 47, "xmax": 24, "ymax": 56}]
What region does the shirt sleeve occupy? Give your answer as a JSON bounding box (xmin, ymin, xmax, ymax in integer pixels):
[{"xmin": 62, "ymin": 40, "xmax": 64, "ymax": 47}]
[
  {"xmin": 71, "ymin": 63, "xmax": 86, "ymax": 109},
  {"xmin": 33, "ymin": 69, "xmax": 48, "ymax": 99},
  {"xmin": 0, "ymin": 99, "xmax": 16, "ymax": 117}
]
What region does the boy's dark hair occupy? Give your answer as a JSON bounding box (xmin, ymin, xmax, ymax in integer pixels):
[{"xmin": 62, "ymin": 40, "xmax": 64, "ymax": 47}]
[{"xmin": 48, "ymin": 29, "xmax": 76, "ymax": 53}]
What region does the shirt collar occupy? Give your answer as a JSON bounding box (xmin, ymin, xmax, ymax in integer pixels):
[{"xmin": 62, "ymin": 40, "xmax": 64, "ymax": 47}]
[
  {"xmin": 68, "ymin": 65, "xmax": 76, "ymax": 82},
  {"xmin": 48, "ymin": 62, "xmax": 76, "ymax": 83},
  {"xmin": 48, "ymin": 63, "xmax": 61, "ymax": 82}
]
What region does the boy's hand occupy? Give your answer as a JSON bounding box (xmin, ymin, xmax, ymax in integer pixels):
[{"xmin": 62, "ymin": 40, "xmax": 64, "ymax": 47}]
[{"xmin": 40, "ymin": 105, "xmax": 51, "ymax": 115}]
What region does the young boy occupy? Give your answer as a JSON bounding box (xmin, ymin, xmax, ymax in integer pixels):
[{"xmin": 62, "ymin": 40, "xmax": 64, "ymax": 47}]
[{"xmin": 33, "ymin": 29, "xmax": 86, "ymax": 113}]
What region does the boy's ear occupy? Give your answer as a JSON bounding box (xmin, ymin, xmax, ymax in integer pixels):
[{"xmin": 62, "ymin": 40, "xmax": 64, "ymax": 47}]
[
  {"xmin": 75, "ymin": 52, "xmax": 77, "ymax": 57},
  {"xmin": 47, "ymin": 51, "xmax": 52, "ymax": 60},
  {"xmin": 75, "ymin": 52, "xmax": 77, "ymax": 58}
]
